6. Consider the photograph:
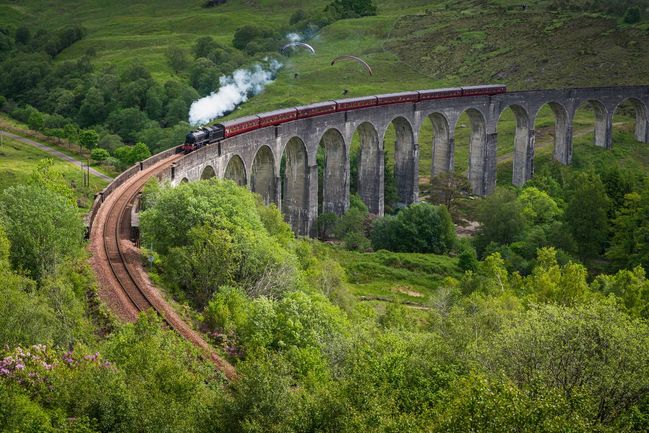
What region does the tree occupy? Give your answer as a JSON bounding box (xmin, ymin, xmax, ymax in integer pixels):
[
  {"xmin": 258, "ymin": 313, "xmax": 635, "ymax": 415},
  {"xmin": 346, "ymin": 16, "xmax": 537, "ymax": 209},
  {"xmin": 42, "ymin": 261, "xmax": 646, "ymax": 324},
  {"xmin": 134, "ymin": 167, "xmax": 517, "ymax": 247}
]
[
  {"xmin": 478, "ymin": 301, "xmax": 649, "ymax": 425},
  {"xmin": 517, "ymin": 187, "xmax": 561, "ymax": 225},
  {"xmin": 0, "ymin": 185, "xmax": 84, "ymax": 281},
  {"xmin": 27, "ymin": 110, "xmax": 44, "ymax": 131},
  {"xmin": 63, "ymin": 123, "xmax": 78, "ymax": 149},
  {"xmin": 193, "ymin": 36, "xmax": 219, "ymax": 58},
  {"xmin": 232, "ymin": 26, "xmax": 261, "ymax": 50},
  {"xmin": 165, "ymin": 46, "xmax": 189, "ymax": 72},
  {"xmin": 474, "ymin": 188, "xmax": 527, "ymax": 256},
  {"xmin": 564, "ymin": 171, "xmax": 610, "ymax": 259},
  {"xmin": 106, "ymin": 108, "xmax": 150, "ymax": 143},
  {"xmin": 77, "ymin": 87, "xmax": 106, "ymax": 127},
  {"xmin": 15, "ymin": 26, "xmax": 31, "ymax": 45},
  {"xmin": 130, "ymin": 142, "xmax": 151, "ymax": 163},
  {"xmin": 79, "ymin": 129, "xmax": 99, "ymax": 150},
  {"xmin": 607, "ymin": 188, "xmax": 649, "ymax": 271},
  {"xmin": 91, "ymin": 148, "xmax": 110, "ymax": 163},
  {"xmin": 325, "ymin": 0, "xmax": 377, "ymax": 19}
]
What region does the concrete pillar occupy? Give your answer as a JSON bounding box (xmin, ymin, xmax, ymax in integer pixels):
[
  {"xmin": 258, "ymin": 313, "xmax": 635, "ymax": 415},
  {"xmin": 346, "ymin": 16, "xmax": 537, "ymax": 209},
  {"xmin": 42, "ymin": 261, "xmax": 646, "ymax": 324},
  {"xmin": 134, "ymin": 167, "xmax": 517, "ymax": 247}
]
[
  {"xmin": 595, "ymin": 112, "xmax": 613, "ymax": 149},
  {"xmin": 412, "ymin": 143, "xmax": 419, "ymax": 203},
  {"xmin": 358, "ymin": 123, "xmax": 383, "ymax": 216},
  {"xmin": 633, "ymin": 99, "xmax": 649, "ymax": 143},
  {"xmin": 554, "ymin": 118, "xmax": 573, "ymax": 165},
  {"xmin": 483, "ymin": 132, "xmax": 497, "ymax": 196},
  {"xmin": 431, "ymin": 114, "xmax": 452, "ymax": 177},
  {"xmin": 307, "ymin": 164, "xmax": 319, "ymax": 237},
  {"xmin": 513, "ymin": 128, "xmax": 535, "ymax": 187}
]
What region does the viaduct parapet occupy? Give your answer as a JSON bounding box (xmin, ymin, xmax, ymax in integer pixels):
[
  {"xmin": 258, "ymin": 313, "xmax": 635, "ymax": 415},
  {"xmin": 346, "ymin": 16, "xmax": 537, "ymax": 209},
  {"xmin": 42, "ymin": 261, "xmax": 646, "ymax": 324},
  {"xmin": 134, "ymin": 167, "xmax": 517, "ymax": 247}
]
[{"xmin": 102, "ymin": 86, "xmax": 649, "ymax": 237}]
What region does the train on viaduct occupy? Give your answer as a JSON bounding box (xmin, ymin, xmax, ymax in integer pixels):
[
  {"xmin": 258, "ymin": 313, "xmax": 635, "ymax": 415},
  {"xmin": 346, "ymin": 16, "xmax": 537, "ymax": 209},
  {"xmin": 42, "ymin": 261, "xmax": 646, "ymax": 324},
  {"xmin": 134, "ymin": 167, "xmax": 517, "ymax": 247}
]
[{"xmin": 91, "ymin": 85, "xmax": 649, "ymax": 238}]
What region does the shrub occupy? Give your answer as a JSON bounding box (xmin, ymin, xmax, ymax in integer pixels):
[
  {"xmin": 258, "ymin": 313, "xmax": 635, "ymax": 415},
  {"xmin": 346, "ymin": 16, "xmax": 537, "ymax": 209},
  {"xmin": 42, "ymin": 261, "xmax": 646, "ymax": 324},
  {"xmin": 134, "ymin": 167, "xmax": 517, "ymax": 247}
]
[{"xmin": 91, "ymin": 147, "xmax": 110, "ymax": 162}]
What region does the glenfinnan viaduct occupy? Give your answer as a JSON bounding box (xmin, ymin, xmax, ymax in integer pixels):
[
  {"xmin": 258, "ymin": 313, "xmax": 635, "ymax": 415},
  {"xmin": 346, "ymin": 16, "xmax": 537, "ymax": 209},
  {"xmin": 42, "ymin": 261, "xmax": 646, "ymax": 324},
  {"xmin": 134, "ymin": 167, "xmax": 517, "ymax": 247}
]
[{"xmin": 98, "ymin": 86, "xmax": 649, "ymax": 237}]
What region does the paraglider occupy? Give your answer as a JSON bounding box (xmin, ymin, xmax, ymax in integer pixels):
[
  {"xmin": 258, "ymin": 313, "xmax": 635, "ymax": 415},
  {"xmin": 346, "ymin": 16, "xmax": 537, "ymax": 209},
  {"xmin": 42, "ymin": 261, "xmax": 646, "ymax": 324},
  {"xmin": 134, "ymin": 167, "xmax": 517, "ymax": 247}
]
[
  {"xmin": 330, "ymin": 55, "xmax": 373, "ymax": 76},
  {"xmin": 281, "ymin": 42, "xmax": 316, "ymax": 55}
]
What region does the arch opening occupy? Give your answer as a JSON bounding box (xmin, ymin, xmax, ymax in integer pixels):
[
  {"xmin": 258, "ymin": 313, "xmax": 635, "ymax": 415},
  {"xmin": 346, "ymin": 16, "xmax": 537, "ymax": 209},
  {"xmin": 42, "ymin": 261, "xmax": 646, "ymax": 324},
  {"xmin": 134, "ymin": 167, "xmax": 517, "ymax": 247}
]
[
  {"xmin": 224, "ymin": 154, "xmax": 247, "ymax": 187},
  {"xmin": 180, "ymin": 177, "xmax": 189, "ymax": 183},
  {"xmin": 200, "ymin": 165, "xmax": 216, "ymax": 180},
  {"xmin": 420, "ymin": 112, "xmax": 457, "ymax": 205},
  {"xmin": 251, "ymin": 145, "xmax": 276, "ymax": 205},
  {"xmin": 574, "ymin": 99, "xmax": 609, "ymax": 150},
  {"xmin": 317, "ymin": 129, "xmax": 347, "ymax": 216},
  {"xmin": 351, "ymin": 122, "xmax": 382, "ymax": 215},
  {"xmin": 453, "ymin": 108, "xmax": 487, "ymax": 195},
  {"xmin": 495, "ymin": 105, "xmax": 531, "ymax": 186},
  {"xmin": 612, "ymin": 98, "xmax": 648, "ymax": 144},
  {"xmin": 383, "ymin": 116, "xmax": 417, "ymax": 211},
  {"xmin": 281, "ymin": 137, "xmax": 309, "ymax": 234},
  {"xmin": 532, "ymin": 102, "xmax": 571, "ymax": 170}
]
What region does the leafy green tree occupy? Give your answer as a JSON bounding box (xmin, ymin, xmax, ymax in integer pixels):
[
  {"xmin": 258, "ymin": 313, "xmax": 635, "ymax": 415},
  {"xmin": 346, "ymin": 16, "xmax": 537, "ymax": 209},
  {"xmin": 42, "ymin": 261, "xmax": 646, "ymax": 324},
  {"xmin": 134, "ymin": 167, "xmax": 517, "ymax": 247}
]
[
  {"xmin": 326, "ymin": 0, "xmax": 378, "ymax": 19},
  {"xmin": 79, "ymin": 128, "xmax": 99, "ymax": 149},
  {"xmin": 564, "ymin": 171, "xmax": 610, "ymax": 258},
  {"xmin": 0, "ymin": 185, "xmax": 83, "ymax": 281},
  {"xmin": 106, "ymin": 107, "xmax": 150, "ymax": 143},
  {"xmin": 524, "ymin": 247, "xmax": 590, "ymax": 305},
  {"xmin": 97, "ymin": 133, "xmax": 123, "ymax": 153},
  {"xmin": 165, "ymin": 46, "xmax": 189, "ymax": 72},
  {"xmin": 91, "ymin": 147, "xmax": 110, "ymax": 162},
  {"xmin": 592, "ymin": 266, "xmax": 649, "ymax": 318},
  {"xmin": 77, "ymin": 87, "xmax": 106, "ymax": 127},
  {"xmin": 63, "ymin": 122, "xmax": 79, "ymax": 146},
  {"xmin": 371, "ymin": 203, "xmax": 456, "ymax": 253},
  {"xmin": 28, "ymin": 158, "xmax": 76, "ymax": 205},
  {"xmin": 15, "ymin": 26, "xmax": 31, "ymax": 45},
  {"xmin": 478, "ymin": 301, "xmax": 649, "ymax": 425},
  {"xmin": 474, "ymin": 188, "xmax": 527, "ymax": 256},
  {"xmin": 607, "ymin": 189, "xmax": 649, "ymax": 271},
  {"xmin": 193, "ymin": 35, "xmax": 220, "ymax": 58},
  {"xmin": 130, "ymin": 141, "xmax": 151, "ymax": 163},
  {"xmin": 164, "ymin": 224, "xmax": 241, "ymax": 307},
  {"xmin": 517, "ymin": 186, "xmax": 561, "ymax": 224},
  {"xmin": 27, "ymin": 110, "xmax": 44, "ymax": 130}
]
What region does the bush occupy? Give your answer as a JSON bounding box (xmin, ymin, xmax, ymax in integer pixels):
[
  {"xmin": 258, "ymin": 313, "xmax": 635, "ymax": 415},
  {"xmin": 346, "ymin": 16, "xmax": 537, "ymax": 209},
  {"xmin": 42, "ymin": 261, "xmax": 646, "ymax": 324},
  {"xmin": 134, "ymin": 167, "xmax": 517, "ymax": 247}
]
[
  {"xmin": 624, "ymin": 7, "xmax": 641, "ymax": 23},
  {"xmin": 91, "ymin": 147, "xmax": 110, "ymax": 162},
  {"xmin": 371, "ymin": 203, "xmax": 456, "ymax": 254}
]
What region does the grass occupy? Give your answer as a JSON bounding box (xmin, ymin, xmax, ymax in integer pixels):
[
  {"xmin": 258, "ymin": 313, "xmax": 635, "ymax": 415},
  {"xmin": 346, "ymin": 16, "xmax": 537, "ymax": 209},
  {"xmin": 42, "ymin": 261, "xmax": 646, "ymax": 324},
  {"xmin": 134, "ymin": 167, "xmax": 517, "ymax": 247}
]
[
  {"xmin": 311, "ymin": 241, "xmax": 461, "ymax": 306},
  {"xmin": 0, "ymin": 135, "xmax": 107, "ymax": 210}
]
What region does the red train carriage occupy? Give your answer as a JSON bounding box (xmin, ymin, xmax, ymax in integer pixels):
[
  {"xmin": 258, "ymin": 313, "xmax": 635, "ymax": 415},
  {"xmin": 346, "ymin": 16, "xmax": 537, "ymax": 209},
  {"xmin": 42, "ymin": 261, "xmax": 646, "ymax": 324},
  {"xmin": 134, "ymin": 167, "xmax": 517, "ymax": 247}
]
[
  {"xmin": 258, "ymin": 108, "xmax": 298, "ymax": 128},
  {"xmin": 335, "ymin": 96, "xmax": 378, "ymax": 111},
  {"xmin": 376, "ymin": 91, "xmax": 420, "ymax": 106},
  {"xmin": 418, "ymin": 87, "xmax": 463, "ymax": 101},
  {"xmin": 461, "ymin": 84, "xmax": 506, "ymax": 97},
  {"xmin": 221, "ymin": 115, "xmax": 260, "ymax": 138},
  {"xmin": 296, "ymin": 101, "xmax": 337, "ymax": 119}
]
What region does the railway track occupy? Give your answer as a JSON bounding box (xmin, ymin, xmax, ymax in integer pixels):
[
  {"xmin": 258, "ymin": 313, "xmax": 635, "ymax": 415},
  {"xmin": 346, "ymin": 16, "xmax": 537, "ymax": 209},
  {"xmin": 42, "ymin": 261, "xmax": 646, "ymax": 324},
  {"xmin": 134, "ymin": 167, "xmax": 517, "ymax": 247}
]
[{"xmin": 91, "ymin": 154, "xmax": 237, "ymax": 380}]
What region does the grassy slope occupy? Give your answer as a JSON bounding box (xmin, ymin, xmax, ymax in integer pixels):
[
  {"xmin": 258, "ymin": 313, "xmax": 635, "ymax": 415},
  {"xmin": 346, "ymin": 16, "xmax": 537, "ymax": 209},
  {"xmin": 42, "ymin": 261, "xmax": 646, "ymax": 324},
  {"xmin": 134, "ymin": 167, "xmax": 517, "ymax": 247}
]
[
  {"xmin": 0, "ymin": 134, "xmax": 108, "ymax": 209},
  {"xmin": 2, "ymin": 0, "xmax": 647, "ymax": 305}
]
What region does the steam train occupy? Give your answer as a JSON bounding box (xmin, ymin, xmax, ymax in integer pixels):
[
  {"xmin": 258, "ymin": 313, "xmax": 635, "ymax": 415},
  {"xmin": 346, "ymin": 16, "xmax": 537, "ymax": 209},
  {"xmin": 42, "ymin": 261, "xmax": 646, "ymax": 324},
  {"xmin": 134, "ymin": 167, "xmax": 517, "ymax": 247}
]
[{"xmin": 180, "ymin": 84, "xmax": 506, "ymax": 153}]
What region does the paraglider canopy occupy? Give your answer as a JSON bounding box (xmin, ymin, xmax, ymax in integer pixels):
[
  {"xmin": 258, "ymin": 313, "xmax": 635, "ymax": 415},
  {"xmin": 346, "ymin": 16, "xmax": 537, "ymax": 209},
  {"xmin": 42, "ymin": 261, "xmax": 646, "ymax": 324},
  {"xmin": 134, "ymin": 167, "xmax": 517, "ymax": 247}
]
[
  {"xmin": 331, "ymin": 55, "xmax": 373, "ymax": 75},
  {"xmin": 281, "ymin": 42, "xmax": 316, "ymax": 55}
]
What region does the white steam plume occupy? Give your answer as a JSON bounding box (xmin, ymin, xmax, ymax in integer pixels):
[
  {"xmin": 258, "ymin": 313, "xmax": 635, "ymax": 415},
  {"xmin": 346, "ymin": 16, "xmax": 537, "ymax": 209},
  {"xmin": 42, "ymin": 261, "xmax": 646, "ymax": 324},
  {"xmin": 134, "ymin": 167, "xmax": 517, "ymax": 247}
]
[
  {"xmin": 189, "ymin": 59, "xmax": 283, "ymax": 126},
  {"xmin": 286, "ymin": 32, "xmax": 302, "ymax": 42}
]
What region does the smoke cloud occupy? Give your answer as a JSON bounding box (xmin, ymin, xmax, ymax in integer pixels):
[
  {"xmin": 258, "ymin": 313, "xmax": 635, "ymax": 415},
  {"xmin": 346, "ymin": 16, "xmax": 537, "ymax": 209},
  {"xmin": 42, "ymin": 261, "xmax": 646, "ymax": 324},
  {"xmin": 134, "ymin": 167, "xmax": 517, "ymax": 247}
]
[
  {"xmin": 188, "ymin": 59, "xmax": 283, "ymax": 126},
  {"xmin": 286, "ymin": 32, "xmax": 302, "ymax": 42}
]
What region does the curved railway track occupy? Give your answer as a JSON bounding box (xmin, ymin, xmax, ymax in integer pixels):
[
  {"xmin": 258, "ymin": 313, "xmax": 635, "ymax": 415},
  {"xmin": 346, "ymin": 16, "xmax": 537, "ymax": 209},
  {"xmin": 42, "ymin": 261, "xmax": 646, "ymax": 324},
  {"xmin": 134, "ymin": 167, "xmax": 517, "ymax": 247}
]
[{"xmin": 90, "ymin": 154, "xmax": 236, "ymax": 380}]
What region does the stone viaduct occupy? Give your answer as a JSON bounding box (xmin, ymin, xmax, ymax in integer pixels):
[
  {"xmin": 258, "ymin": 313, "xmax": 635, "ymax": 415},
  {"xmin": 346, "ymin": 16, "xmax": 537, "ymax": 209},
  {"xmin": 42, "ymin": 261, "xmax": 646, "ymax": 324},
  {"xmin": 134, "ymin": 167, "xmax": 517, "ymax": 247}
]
[{"xmin": 160, "ymin": 86, "xmax": 649, "ymax": 237}]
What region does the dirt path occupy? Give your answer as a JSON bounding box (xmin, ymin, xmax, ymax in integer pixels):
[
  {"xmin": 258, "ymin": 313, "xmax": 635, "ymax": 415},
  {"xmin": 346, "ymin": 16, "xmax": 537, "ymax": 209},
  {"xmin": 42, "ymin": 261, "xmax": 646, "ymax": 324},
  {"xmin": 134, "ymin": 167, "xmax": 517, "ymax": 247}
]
[{"xmin": 0, "ymin": 129, "xmax": 114, "ymax": 182}]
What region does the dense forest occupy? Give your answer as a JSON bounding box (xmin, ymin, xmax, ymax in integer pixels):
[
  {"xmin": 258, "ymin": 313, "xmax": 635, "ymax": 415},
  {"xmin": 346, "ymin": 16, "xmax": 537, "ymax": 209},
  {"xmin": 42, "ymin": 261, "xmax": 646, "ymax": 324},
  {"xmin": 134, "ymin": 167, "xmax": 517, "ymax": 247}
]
[{"xmin": 2, "ymin": 0, "xmax": 649, "ymax": 431}]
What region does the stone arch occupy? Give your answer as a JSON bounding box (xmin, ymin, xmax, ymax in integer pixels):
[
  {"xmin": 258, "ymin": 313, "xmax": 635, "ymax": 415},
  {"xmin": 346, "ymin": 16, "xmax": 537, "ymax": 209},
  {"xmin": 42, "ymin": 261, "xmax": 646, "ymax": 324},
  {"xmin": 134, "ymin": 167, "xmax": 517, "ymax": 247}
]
[
  {"xmin": 355, "ymin": 122, "xmax": 383, "ymax": 215},
  {"xmin": 454, "ymin": 108, "xmax": 487, "ymax": 195},
  {"xmin": 180, "ymin": 177, "xmax": 189, "ymax": 183},
  {"xmin": 613, "ymin": 97, "xmax": 649, "ymax": 143},
  {"xmin": 384, "ymin": 116, "xmax": 417, "ymax": 206},
  {"xmin": 281, "ymin": 137, "xmax": 309, "ymax": 235},
  {"xmin": 575, "ymin": 99, "xmax": 609, "ymax": 148},
  {"xmin": 200, "ymin": 165, "xmax": 216, "ymax": 180},
  {"xmin": 318, "ymin": 128, "xmax": 347, "ymax": 216},
  {"xmin": 251, "ymin": 145, "xmax": 276, "ymax": 205},
  {"xmin": 429, "ymin": 112, "xmax": 452, "ymax": 177},
  {"xmin": 224, "ymin": 154, "xmax": 247, "ymax": 186},
  {"xmin": 496, "ymin": 104, "xmax": 532, "ymax": 186},
  {"xmin": 533, "ymin": 102, "xmax": 571, "ymax": 165}
]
